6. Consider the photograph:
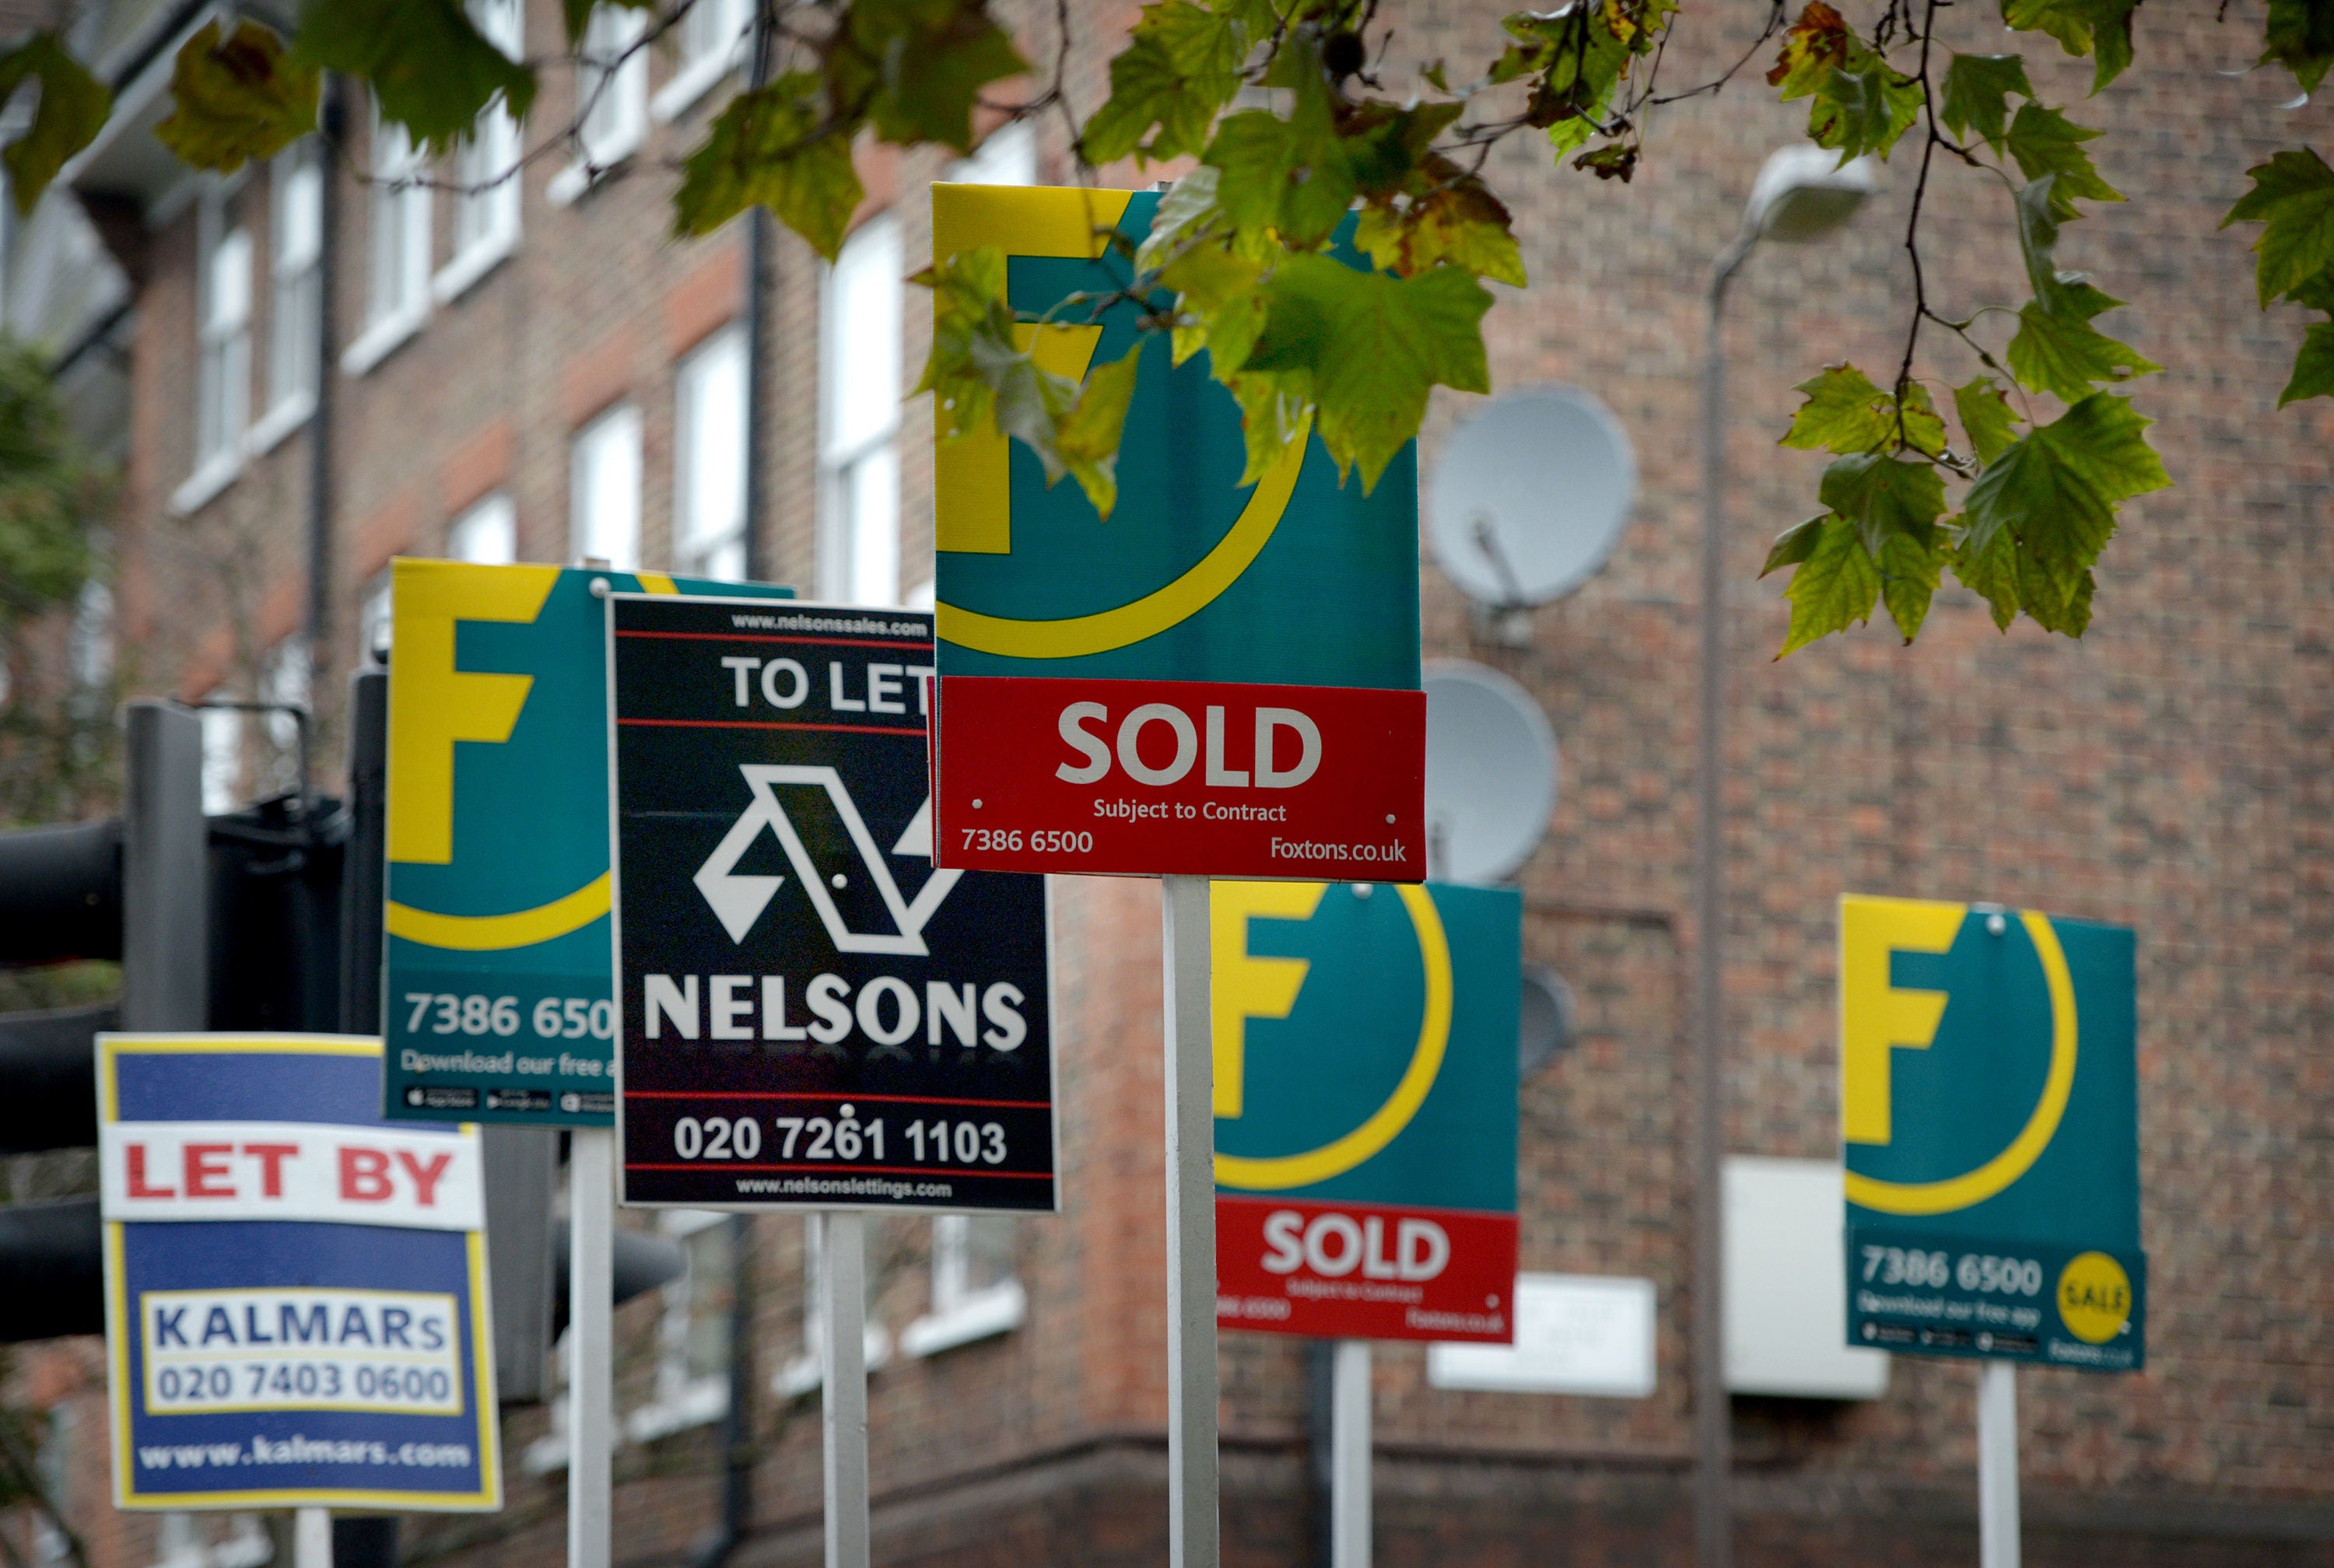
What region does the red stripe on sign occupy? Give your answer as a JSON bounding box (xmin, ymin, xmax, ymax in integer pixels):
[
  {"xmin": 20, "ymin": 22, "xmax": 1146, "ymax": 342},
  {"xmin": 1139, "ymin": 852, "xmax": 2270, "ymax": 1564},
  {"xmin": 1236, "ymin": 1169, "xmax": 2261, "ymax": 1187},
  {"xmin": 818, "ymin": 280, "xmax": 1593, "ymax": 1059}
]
[
  {"xmin": 614, "ymin": 630, "xmax": 934, "ymax": 650},
  {"xmin": 626, "ymin": 1090, "xmax": 1051, "ymax": 1108},
  {"xmin": 931, "ymin": 674, "xmax": 1425, "ymax": 880},
  {"xmin": 1214, "ymin": 1195, "xmax": 1519, "ymax": 1344},
  {"xmin": 617, "ymin": 717, "xmax": 924, "ymax": 736}
]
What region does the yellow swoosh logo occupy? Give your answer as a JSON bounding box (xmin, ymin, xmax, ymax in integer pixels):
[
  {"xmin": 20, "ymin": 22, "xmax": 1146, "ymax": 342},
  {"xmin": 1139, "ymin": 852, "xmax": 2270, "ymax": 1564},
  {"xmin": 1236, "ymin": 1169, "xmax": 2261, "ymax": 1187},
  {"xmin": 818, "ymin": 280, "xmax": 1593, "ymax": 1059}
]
[
  {"xmin": 386, "ymin": 873, "xmax": 612, "ymax": 952},
  {"xmin": 935, "ymin": 413, "xmax": 1311, "ymax": 660}
]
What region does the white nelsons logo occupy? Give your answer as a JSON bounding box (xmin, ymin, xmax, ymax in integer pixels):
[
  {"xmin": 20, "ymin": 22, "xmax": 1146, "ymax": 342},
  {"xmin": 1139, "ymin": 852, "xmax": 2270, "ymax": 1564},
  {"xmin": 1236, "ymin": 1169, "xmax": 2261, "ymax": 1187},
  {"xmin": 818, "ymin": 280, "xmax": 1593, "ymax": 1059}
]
[{"xmin": 691, "ymin": 765, "xmax": 962, "ymax": 954}]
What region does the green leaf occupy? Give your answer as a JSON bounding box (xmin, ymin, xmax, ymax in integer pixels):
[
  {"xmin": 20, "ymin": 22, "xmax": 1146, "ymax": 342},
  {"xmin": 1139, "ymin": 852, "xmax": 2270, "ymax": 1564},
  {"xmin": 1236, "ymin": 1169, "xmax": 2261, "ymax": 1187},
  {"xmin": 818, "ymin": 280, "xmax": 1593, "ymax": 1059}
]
[
  {"xmin": 1954, "ymin": 376, "xmax": 2023, "ymax": 466},
  {"xmin": 1766, "ymin": 1, "xmax": 1851, "ymax": 100},
  {"xmin": 0, "ymin": 34, "xmax": 110, "ymax": 215},
  {"xmin": 1760, "ymin": 515, "xmax": 1824, "ymax": 576},
  {"xmin": 674, "ymin": 75, "xmax": 864, "ymax": 260},
  {"xmin": 1876, "ymin": 523, "xmax": 1945, "ymax": 640},
  {"xmin": 833, "ymin": 0, "xmax": 1029, "ymax": 153},
  {"xmin": 2013, "ymin": 174, "xmax": 2066, "ymax": 301},
  {"xmin": 1225, "ymin": 371, "xmax": 1310, "ymax": 485},
  {"xmin": 1354, "ymin": 170, "xmax": 1527, "ymax": 285},
  {"xmin": 2004, "ymin": 103, "xmax": 2119, "ymax": 215},
  {"xmin": 2280, "ymin": 320, "xmax": 2334, "ymax": 405},
  {"xmin": 1999, "ymin": 0, "xmax": 2137, "ymax": 91},
  {"xmin": 1781, "ymin": 363, "xmax": 1945, "ymax": 456},
  {"xmin": 1202, "ymin": 34, "xmax": 1356, "ymax": 247},
  {"xmin": 1241, "ymin": 255, "xmax": 1492, "ymax": 490},
  {"xmin": 1808, "ymin": 47, "xmax": 1922, "ymax": 163},
  {"xmin": 2222, "ymin": 148, "xmax": 2334, "ymax": 307},
  {"xmin": 1079, "ymin": 1, "xmax": 1249, "ymax": 166},
  {"xmin": 1939, "ymin": 52, "xmax": 2032, "ymax": 153},
  {"xmin": 1957, "ymin": 392, "xmax": 2167, "ymax": 628},
  {"xmin": 2262, "ymin": 0, "xmax": 2334, "ymax": 93},
  {"xmin": 156, "ymin": 21, "xmax": 320, "ymax": 173},
  {"xmin": 2006, "ymin": 285, "xmax": 2158, "ymax": 401},
  {"xmin": 1817, "ymin": 451, "xmax": 1947, "ymax": 560},
  {"xmin": 1054, "ymin": 349, "xmax": 1145, "ymax": 516},
  {"xmin": 1774, "ymin": 513, "xmax": 1880, "ymax": 656},
  {"xmin": 294, "ymin": 0, "xmax": 535, "ymax": 154}
]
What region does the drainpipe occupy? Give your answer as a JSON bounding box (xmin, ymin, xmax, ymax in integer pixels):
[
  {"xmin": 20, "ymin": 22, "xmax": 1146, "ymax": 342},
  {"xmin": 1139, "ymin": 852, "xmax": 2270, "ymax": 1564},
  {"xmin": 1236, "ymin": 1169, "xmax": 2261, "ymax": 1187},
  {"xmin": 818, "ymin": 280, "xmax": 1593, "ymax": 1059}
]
[
  {"xmin": 739, "ymin": 8, "xmax": 774, "ymax": 586},
  {"xmin": 303, "ymin": 76, "xmax": 341, "ymax": 714}
]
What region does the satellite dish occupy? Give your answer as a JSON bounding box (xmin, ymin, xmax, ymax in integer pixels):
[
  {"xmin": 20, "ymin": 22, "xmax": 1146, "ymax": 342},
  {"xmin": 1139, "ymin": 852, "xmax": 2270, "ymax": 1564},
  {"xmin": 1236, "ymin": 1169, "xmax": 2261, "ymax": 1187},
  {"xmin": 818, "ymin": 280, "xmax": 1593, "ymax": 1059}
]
[
  {"xmin": 1423, "ymin": 660, "xmax": 1558, "ymax": 884},
  {"xmin": 1519, "ymin": 966, "xmax": 1575, "ymax": 1080},
  {"xmin": 1427, "ymin": 385, "xmax": 1636, "ymax": 608}
]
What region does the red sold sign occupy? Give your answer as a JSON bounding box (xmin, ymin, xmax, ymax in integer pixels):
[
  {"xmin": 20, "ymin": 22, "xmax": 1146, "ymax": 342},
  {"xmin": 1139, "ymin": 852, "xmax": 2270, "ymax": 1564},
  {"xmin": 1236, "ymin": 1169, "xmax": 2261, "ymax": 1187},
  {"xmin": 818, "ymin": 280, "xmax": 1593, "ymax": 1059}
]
[
  {"xmin": 934, "ymin": 675, "xmax": 1425, "ymax": 879},
  {"xmin": 1217, "ymin": 1196, "xmax": 1518, "ymax": 1342}
]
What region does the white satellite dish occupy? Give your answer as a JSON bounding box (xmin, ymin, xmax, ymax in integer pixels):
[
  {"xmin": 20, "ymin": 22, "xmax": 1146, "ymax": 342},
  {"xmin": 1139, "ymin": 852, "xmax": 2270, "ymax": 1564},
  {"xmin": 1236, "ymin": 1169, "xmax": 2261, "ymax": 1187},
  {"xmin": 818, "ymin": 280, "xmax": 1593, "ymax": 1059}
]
[
  {"xmin": 1424, "ymin": 660, "xmax": 1558, "ymax": 884},
  {"xmin": 1427, "ymin": 385, "xmax": 1636, "ymax": 607}
]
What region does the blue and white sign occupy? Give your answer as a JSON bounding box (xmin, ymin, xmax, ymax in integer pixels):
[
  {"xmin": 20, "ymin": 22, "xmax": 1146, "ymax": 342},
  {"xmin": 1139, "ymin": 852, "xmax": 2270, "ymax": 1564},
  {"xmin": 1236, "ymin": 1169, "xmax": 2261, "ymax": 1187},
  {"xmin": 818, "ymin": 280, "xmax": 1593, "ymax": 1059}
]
[{"xmin": 99, "ymin": 1034, "xmax": 500, "ymax": 1510}]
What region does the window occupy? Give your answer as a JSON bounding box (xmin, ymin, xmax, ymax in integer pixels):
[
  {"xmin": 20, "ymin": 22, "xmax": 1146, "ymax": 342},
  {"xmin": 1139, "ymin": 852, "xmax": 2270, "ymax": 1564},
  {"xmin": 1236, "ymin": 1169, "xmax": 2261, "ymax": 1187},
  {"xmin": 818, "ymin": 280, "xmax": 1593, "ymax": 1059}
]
[
  {"xmin": 192, "ymin": 208, "xmax": 251, "ymax": 478},
  {"xmin": 549, "ymin": 6, "xmax": 648, "ymax": 205},
  {"xmin": 951, "ymin": 121, "xmax": 1038, "ymax": 186},
  {"xmin": 360, "ymin": 572, "xmax": 392, "ymax": 666},
  {"xmin": 571, "ymin": 404, "xmax": 643, "ymax": 569},
  {"xmin": 69, "ymin": 579, "xmax": 113, "ymax": 690},
  {"xmin": 255, "ymin": 142, "xmax": 321, "ymax": 449},
  {"xmin": 653, "ymin": 0, "xmax": 746, "ymax": 122},
  {"xmin": 440, "ymin": 0, "xmax": 524, "ymax": 301},
  {"xmin": 344, "ymin": 109, "xmax": 432, "ymax": 372},
  {"xmin": 776, "ymin": 1215, "xmax": 893, "ymax": 1395},
  {"xmin": 628, "ymin": 1212, "xmax": 734, "ymax": 1441},
  {"xmin": 449, "ymin": 492, "xmax": 519, "ymax": 563},
  {"xmin": 200, "ymin": 705, "xmax": 244, "ymax": 814},
  {"xmin": 675, "ymin": 327, "xmax": 748, "ymax": 580},
  {"xmin": 901, "ymin": 1215, "xmax": 1026, "ymax": 1356},
  {"xmin": 819, "ymin": 215, "xmax": 902, "ymax": 605}
]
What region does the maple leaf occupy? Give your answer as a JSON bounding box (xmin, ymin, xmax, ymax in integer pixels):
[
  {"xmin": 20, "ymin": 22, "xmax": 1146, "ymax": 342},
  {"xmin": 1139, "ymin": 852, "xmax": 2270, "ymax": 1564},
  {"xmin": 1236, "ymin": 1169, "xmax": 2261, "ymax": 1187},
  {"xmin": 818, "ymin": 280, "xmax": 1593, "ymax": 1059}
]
[
  {"xmin": 156, "ymin": 21, "xmax": 320, "ymax": 173},
  {"xmin": 673, "ymin": 75, "xmax": 863, "ymax": 261},
  {"xmin": 0, "ymin": 34, "xmax": 110, "ymax": 213},
  {"xmin": 293, "ymin": 0, "xmax": 534, "ymax": 155},
  {"xmin": 2222, "ymin": 148, "xmax": 2334, "ymax": 307}
]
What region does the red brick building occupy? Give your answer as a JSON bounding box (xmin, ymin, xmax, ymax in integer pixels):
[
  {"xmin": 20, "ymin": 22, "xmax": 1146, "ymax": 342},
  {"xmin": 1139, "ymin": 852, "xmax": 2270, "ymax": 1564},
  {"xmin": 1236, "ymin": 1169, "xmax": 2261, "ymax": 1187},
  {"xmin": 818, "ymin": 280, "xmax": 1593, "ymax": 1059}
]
[{"xmin": 3, "ymin": 0, "xmax": 2330, "ymax": 1563}]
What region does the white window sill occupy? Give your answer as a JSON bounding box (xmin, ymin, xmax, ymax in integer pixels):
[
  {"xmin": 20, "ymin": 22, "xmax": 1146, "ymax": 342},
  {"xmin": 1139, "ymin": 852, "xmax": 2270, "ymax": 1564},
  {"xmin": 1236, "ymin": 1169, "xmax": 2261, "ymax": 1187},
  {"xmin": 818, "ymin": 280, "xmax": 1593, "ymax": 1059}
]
[
  {"xmin": 434, "ymin": 228, "xmax": 519, "ymax": 305},
  {"xmin": 247, "ymin": 391, "xmax": 314, "ymax": 457},
  {"xmin": 626, "ymin": 1377, "xmax": 729, "ymax": 1442},
  {"xmin": 651, "ymin": 47, "xmax": 741, "ymax": 124},
  {"xmin": 547, "ymin": 145, "xmax": 639, "ymax": 209},
  {"xmin": 900, "ymin": 1281, "xmax": 1026, "ymax": 1358},
  {"xmin": 170, "ymin": 450, "xmax": 243, "ymax": 516},
  {"xmin": 773, "ymin": 1325, "xmax": 893, "ymax": 1397},
  {"xmin": 341, "ymin": 303, "xmax": 429, "ymax": 376}
]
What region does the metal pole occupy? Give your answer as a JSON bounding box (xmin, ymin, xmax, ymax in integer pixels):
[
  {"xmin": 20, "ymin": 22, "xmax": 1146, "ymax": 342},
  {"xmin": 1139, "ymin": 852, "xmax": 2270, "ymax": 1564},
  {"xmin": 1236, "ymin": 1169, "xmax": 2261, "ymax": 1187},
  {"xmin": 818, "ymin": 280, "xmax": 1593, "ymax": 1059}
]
[
  {"xmin": 1330, "ymin": 1340, "xmax": 1370, "ymax": 1568},
  {"xmin": 1691, "ymin": 235, "xmax": 1754, "ymax": 1568},
  {"xmin": 121, "ymin": 701, "xmax": 208, "ymax": 1032},
  {"xmin": 1978, "ymin": 1362, "xmax": 2021, "ymax": 1568},
  {"xmin": 739, "ymin": 3, "xmax": 773, "ymax": 586},
  {"xmin": 1160, "ymin": 873, "xmax": 1219, "ymax": 1568},
  {"xmin": 818, "ymin": 1213, "xmax": 871, "ymax": 1568},
  {"xmin": 569, "ymin": 1127, "xmax": 616, "ymax": 1568},
  {"xmin": 293, "ymin": 1509, "xmax": 331, "ymax": 1568}
]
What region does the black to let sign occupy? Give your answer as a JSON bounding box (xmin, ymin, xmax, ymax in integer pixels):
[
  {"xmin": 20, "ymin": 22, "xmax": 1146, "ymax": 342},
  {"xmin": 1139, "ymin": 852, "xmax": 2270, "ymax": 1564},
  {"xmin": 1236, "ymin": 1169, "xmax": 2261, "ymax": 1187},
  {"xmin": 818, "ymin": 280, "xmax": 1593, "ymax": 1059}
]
[{"xmin": 607, "ymin": 596, "xmax": 1056, "ymax": 1212}]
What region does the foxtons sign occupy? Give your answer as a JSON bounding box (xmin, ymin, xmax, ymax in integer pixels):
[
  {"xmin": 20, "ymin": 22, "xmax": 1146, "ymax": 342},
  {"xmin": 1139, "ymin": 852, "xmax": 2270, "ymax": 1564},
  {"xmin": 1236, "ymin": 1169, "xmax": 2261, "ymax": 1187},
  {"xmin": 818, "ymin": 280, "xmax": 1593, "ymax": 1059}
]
[
  {"xmin": 1211, "ymin": 880, "xmax": 1519, "ymax": 1342},
  {"xmin": 1840, "ymin": 896, "xmax": 2147, "ymax": 1370},
  {"xmin": 927, "ymin": 185, "xmax": 1425, "ymax": 881},
  {"xmin": 608, "ymin": 597, "xmax": 1056, "ymax": 1212}
]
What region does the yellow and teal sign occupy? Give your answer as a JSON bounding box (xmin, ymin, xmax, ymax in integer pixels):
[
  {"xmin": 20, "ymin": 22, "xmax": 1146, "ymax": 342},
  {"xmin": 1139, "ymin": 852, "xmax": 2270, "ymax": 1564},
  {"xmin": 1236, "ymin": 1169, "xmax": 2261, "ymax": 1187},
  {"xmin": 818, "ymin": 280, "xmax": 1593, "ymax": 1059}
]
[
  {"xmin": 1841, "ymin": 894, "xmax": 2145, "ymax": 1370},
  {"xmin": 383, "ymin": 560, "xmax": 792, "ymax": 1125}
]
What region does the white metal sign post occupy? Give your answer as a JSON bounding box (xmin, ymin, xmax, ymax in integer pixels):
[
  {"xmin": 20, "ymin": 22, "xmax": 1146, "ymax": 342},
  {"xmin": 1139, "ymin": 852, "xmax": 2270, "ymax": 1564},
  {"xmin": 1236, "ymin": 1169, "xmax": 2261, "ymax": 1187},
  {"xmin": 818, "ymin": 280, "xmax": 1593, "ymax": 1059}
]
[
  {"xmin": 1978, "ymin": 1363, "xmax": 2020, "ymax": 1568},
  {"xmin": 818, "ymin": 1215, "xmax": 871, "ymax": 1568},
  {"xmin": 1162, "ymin": 874, "xmax": 1219, "ymax": 1568},
  {"xmin": 1330, "ymin": 1340, "xmax": 1372, "ymax": 1568},
  {"xmin": 571, "ymin": 1127, "xmax": 615, "ymax": 1568}
]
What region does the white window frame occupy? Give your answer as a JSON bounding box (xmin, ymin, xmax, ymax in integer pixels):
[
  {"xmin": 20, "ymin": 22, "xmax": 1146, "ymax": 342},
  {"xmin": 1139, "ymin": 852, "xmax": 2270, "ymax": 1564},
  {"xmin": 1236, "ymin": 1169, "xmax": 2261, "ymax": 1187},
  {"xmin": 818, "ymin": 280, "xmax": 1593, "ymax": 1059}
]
[
  {"xmin": 251, "ymin": 141, "xmax": 322, "ymax": 453},
  {"xmin": 570, "ymin": 403, "xmax": 643, "ymax": 569},
  {"xmin": 199, "ymin": 704, "xmax": 244, "ymax": 814},
  {"xmin": 818, "ymin": 214, "xmax": 902, "ymax": 606},
  {"xmin": 360, "ymin": 572, "xmax": 392, "ymax": 667},
  {"xmin": 673, "ymin": 325, "xmax": 748, "ymax": 581},
  {"xmin": 626, "ymin": 1211, "xmax": 734, "ymax": 1442},
  {"xmin": 69, "ymin": 579, "xmax": 113, "ymax": 690},
  {"xmin": 775, "ymin": 1215, "xmax": 893, "ymax": 1396},
  {"xmin": 548, "ymin": 6, "xmax": 649, "ymax": 205},
  {"xmin": 949, "ymin": 121, "xmax": 1038, "ymax": 187},
  {"xmin": 174, "ymin": 192, "xmax": 251, "ymax": 513},
  {"xmin": 260, "ymin": 639, "xmax": 310, "ymax": 798},
  {"xmin": 438, "ymin": 0, "xmax": 525, "ymax": 303},
  {"xmin": 900, "ymin": 1214, "xmax": 1026, "ymax": 1357},
  {"xmin": 448, "ymin": 491, "xmax": 519, "ymax": 564},
  {"xmin": 343, "ymin": 107, "xmax": 433, "ymax": 373},
  {"xmin": 652, "ymin": 0, "xmax": 748, "ymax": 123}
]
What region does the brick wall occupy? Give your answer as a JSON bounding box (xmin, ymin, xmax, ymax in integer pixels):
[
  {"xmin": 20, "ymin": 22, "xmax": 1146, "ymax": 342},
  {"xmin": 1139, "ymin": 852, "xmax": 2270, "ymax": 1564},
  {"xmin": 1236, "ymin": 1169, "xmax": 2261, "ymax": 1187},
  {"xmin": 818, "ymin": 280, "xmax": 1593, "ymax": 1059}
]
[{"xmin": 17, "ymin": 0, "xmax": 2333, "ymax": 1563}]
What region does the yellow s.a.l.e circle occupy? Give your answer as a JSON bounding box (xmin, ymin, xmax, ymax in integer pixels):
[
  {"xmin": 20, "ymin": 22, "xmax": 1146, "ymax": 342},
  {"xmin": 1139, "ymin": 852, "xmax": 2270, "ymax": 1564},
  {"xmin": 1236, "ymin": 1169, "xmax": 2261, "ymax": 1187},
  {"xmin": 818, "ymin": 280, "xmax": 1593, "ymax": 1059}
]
[{"xmin": 2055, "ymin": 1251, "xmax": 2132, "ymax": 1344}]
